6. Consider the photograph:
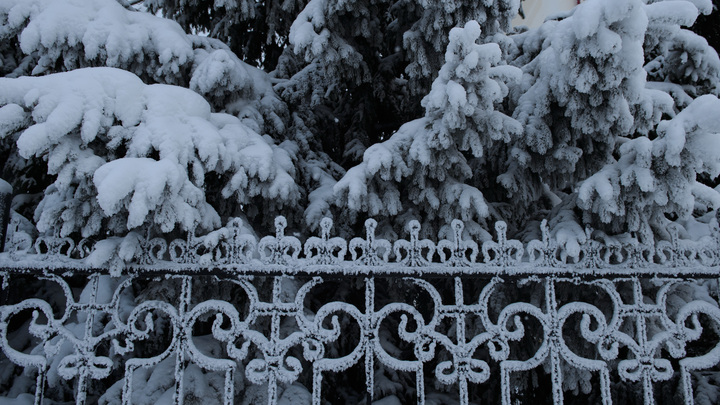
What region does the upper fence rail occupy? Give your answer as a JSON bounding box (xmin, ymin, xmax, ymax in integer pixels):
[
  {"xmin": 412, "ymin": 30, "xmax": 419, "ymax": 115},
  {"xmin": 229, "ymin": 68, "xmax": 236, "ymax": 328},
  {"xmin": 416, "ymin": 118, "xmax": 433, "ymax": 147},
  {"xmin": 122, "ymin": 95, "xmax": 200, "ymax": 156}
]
[{"xmin": 2, "ymin": 216, "xmax": 720, "ymax": 277}]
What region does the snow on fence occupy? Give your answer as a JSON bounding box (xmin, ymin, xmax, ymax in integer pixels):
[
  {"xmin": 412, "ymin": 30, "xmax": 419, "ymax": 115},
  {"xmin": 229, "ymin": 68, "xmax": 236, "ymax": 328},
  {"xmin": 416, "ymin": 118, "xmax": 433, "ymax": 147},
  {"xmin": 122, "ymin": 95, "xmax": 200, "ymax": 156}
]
[{"xmin": 1, "ymin": 216, "xmax": 720, "ymax": 404}]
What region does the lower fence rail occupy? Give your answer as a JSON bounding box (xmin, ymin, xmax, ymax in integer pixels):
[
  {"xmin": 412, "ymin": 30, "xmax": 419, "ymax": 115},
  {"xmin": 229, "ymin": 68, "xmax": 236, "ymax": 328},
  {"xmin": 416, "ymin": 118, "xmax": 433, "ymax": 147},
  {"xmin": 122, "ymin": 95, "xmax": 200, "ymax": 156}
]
[{"xmin": 1, "ymin": 272, "xmax": 720, "ymax": 405}]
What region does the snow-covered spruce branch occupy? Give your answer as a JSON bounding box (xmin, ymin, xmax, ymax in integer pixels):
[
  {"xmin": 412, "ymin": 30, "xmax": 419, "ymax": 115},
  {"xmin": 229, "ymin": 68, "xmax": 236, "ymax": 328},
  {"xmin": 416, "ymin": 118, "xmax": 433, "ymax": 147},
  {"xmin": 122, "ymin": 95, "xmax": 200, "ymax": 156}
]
[{"xmin": 0, "ymin": 68, "xmax": 300, "ymax": 239}]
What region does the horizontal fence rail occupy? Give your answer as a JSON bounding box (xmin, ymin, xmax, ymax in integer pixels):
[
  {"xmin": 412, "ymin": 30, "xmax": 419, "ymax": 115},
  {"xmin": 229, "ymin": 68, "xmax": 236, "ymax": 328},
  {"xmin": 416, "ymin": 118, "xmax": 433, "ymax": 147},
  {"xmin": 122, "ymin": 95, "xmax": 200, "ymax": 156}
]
[{"xmin": 1, "ymin": 216, "xmax": 720, "ymax": 404}]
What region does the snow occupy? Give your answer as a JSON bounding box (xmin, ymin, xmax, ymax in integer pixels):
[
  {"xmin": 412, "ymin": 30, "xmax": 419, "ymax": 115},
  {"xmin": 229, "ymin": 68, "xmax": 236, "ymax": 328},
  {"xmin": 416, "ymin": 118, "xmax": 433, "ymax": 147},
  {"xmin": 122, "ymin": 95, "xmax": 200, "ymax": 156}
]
[
  {"xmin": 0, "ymin": 178, "xmax": 11, "ymax": 196},
  {"xmin": 445, "ymin": 80, "xmax": 467, "ymax": 110},
  {"xmin": 0, "ymin": 394, "xmax": 33, "ymax": 405},
  {"xmin": 372, "ymin": 395, "xmax": 402, "ymax": 405},
  {"xmin": 512, "ymin": 0, "xmax": 578, "ymax": 28},
  {"xmin": 7, "ymin": 0, "xmax": 193, "ymax": 79},
  {"xmin": 277, "ymin": 383, "xmax": 311, "ymax": 405},
  {"xmin": 190, "ymin": 49, "xmax": 251, "ymax": 97},
  {"xmin": 644, "ymin": 1, "xmax": 699, "ymax": 28},
  {"xmin": 95, "ymin": 158, "xmax": 205, "ymax": 231},
  {"xmin": 0, "ymin": 104, "xmax": 25, "ymax": 139}
]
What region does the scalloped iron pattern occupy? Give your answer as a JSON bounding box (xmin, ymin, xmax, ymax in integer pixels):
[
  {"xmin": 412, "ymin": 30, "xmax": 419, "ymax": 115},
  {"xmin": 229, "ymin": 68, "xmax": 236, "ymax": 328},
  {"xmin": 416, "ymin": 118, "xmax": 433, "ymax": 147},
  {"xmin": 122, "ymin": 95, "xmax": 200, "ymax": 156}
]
[{"xmin": 2, "ymin": 216, "xmax": 720, "ymax": 274}]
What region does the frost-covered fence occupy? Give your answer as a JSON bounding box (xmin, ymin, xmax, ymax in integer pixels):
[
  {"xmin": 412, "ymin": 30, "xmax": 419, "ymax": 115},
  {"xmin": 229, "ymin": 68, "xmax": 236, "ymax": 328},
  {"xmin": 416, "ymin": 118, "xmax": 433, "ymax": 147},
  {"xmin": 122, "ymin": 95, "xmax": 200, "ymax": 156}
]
[{"xmin": 1, "ymin": 216, "xmax": 720, "ymax": 404}]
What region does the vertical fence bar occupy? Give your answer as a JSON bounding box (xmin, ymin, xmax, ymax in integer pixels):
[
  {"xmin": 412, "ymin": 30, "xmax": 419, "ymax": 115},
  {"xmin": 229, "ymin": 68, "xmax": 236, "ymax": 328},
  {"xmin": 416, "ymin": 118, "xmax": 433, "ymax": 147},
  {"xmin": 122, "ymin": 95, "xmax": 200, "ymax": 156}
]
[
  {"xmin": 33, "ymin": 366, "xmax": 47, "ymax": 405},
  {"xmin": 501, "ymin": 366, "xmax": 512, "ymax": 405},
  {"xmin": 545, "ymin": 278, "xmax": 563, "ymax": 405},
  {"xmin": 600, "ymin": 368, "xmax": 613, "ymax": 405},
  {"xmin": 312, "ymin": 363, "xmax": 322, "ymax": 405},
  {"xmin": 416, "ymin": 367, "xmax": 425, "ymax": 405},
  {"xmin": 122, "ymin": 364, "xmax": 136, "ymax": 405},
  {"xmin": 681, "ymin": 368, "xmax": 694, "ymax": 405},
  {"xmin": 223, "ymin": 368, "xmax": 234, "ymax": 405},
  {"xmin": 454, "ymin": 277, "xmax": 469, "ymax": 405},
  {"xmin": 173, "ymin": 276, "xmax": 192, "ymax": 405},
  {"xmin": 365, "ymin": 277, "xmax": 375, "ymax": 402},
  {"xmin": 75, "ymin": 274, "xmax": 100, "ymax": 405},
  {"xmin": 267, "ymin": 276, "xmax": 283, "ymax": 405}
]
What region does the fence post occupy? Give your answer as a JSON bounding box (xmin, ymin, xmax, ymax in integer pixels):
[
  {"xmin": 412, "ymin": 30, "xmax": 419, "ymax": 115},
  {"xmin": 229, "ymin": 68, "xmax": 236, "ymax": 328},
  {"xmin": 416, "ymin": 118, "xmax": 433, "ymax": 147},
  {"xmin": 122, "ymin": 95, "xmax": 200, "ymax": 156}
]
[{"xmin": 0, "ymin": 179, "xmax": 12, "ymax": 253}]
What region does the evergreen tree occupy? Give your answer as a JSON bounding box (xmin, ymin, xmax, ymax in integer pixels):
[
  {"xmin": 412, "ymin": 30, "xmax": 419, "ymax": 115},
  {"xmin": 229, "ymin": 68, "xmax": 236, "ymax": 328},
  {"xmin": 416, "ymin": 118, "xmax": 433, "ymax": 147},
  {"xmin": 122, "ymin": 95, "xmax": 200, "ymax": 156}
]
[
  {"xmin": 144, "ymin": 0, "xmax": 309, "ymax": 71},
  {"xmin": 502, "ymin": 0, "xmax": 671, "ymax": 217},
  {"xmin": 644, "ymin": 0, "xmax": 720, "ymax": 110},
  {"xmin": 578, "ymin": 94, "xmax": 720, "ymax": 234},
  {"xmin": 690, "ymin": 0, "xmax": 720, "ymax": 52},
  {"xmin": 0, "ymin": 0, "xmax": 300, "ymax": 238},
  {"xmin": 275, "ymin": 0, "xmax": 520, "ymax": 165},
  {"xmin": 335, "ymin": 20, "xmax": 522, "ymax": 238}
]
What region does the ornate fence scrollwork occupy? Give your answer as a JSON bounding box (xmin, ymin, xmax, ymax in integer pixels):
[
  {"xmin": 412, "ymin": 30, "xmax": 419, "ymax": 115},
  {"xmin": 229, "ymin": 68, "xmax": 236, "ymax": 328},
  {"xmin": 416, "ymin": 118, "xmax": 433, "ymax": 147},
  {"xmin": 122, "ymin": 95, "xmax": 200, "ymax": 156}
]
[{"xmin": 1, "ymin": 217, "xmax": 720, "ymax": 404}]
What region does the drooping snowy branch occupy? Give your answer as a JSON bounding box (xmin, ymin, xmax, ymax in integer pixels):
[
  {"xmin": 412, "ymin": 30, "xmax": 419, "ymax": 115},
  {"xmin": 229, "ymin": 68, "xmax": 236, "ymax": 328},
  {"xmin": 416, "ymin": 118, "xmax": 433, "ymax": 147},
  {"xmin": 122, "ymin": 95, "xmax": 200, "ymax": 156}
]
[
  {"xmin": 504, "ymin": 0, "xmax": 673, "ymax": 205},
  {"xmin": 0, "ymin": 0, "xmax": 288, "ymax": 135},
  {"xmin": 578, "ymin": 94, "xmax": 720, "ymax": 233},
  {"xmin": 0, "ymin": 67, "xmax": 299, "ymax": 237},
  {"xmin": 643, "ymin": 0, "xmax": 720, "ymax": 109}
]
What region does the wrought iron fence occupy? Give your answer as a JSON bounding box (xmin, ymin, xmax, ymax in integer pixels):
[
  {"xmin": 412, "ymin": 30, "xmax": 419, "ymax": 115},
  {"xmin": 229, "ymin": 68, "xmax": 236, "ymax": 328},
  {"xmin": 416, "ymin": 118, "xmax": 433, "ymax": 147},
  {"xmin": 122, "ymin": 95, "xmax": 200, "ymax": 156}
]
[{"xmin": 1, "ymin": 216, "xmax": 720, "ymax": 404}]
